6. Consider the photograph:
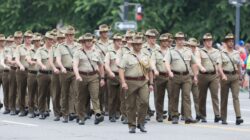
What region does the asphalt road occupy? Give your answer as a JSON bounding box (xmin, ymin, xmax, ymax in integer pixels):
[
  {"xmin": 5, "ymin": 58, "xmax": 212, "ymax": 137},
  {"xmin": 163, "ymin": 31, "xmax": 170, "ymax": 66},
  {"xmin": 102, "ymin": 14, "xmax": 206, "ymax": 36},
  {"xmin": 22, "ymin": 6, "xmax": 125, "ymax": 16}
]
[{"xmin": 0, "ymin": 89, "xmax": 250, "ymax": 140}]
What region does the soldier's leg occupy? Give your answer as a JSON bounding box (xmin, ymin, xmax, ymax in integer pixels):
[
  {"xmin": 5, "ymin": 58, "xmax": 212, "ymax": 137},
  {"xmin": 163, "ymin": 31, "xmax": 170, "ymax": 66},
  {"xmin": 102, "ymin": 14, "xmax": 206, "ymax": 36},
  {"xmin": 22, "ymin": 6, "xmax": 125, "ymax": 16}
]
[
  {"xmin": 120, "ymin": 87, "xmax": 127, "ymax": 119},
  {"xmin": 60, "ymin": 73, "xmax": 72, "ymax": 118},
  {"xmin": 2, "ymin": 71, "xmax": 10, "ymax": 112},
  {"xmin": 126, "ymin": 81, "xmax": 138, "ymax": 128},
  {"xmin": 108, "ymin": 79, "xmax": 116, "ymax": 119},
  {"xmin": 182, "ymin": 76, "xmax": 192, "ymax": 120},
  {"xmin": 88, "ymin": 75, "xmax": 101, "ymax": 115},
  {"xmin": 191, "ymin": 81, "xmax": 200, "ymax": 117},
  {"xmin": 37, "ymin": 74, "xmax": 50, "ymax": 118},
  {"xmin": 166, "ymin": 79, "xmax": 173, "ymax": 118},
  {"xmin": 16, "ymin": 70, "xmax": 28, "ymax": 113},
  {"xmin": 76, "ymin": 78, "xmax": 88, "ymax": 121},
  {"xmin": 51, "ymin": 73, "xmax": 61, "ymax": 118},
  {"xmin": 69, "ymin": 79, "xmax": 76, "ymax": 115},
  {"xmin": 209, "ymin": 76, "xmax": 220, "ymax": 116},
  {"xmin": 198, "ymin": 75, "xmax": 208, "ymax": 118},
  {"xmin": 137, "ymin": 83, "xmax": 150, "ymax": 125},
  {"xmin": 155, "ymin": 77, "xmax": 166, "ymax": 119},
  {"xmin": 231, "ymin": 76, "xmax": 241, "ymax": 118},
  {"xmin": 8, "ymin": 70, "xmax": 17, "ymax": 113},
  {"xmin": 27, "ymin": 73, "xmax": 37, "ymax": 115},
  {"xmin": 170, "ymin": 77, "xmax": 181, "ymax": 118},
  {"xmin": 220, "ymin": 78, "xmax": 230, "ymax": 121}
]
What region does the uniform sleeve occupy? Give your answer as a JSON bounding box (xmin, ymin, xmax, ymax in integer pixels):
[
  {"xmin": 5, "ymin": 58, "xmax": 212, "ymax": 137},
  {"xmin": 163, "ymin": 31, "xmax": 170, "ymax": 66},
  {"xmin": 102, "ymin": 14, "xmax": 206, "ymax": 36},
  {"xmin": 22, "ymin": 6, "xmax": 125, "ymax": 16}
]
[
  {"xmin": 54, "ymin": 45, "xmax": 62, "ymax": 57},
  {"xmin": 118, "ymin": 54, "xmax": 128, "ymax": 69},
  {"xmin": 14, "ymin": 47, "xmax": 20, "ymax": 58},
  {"xmin": 104, "ymin": 52, "xmax": 110, "ymax": 64},
  {"xmin": 163, "ymin": 50, "xmax": 171, "ymax": 64},
  {"xmin": 34, "ymin": 49, "xmax": 42, "ymax": 61},
  {"xmin": 73, "ymin": 50, "xmax": 80, "ymax": 62}
]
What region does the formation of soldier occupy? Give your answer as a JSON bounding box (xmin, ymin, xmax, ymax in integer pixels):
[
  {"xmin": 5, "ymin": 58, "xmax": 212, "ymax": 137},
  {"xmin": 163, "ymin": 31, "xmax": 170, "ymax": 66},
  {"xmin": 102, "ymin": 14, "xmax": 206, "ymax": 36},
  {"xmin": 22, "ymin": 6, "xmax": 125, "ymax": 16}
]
[{"xmin": 0, "ymin": 24, "xmax": 244, "ymax": 133}]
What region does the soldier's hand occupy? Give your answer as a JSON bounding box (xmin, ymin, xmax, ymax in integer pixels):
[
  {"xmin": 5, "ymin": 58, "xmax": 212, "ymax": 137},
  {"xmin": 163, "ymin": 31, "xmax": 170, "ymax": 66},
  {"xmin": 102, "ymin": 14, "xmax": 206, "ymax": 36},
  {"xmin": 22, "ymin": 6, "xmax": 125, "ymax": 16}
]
[
  {"xmin": 169, "ymin": 71, "xmax": 174, "ymax": 78},
  {"xmin": 61, "ymin": 67, "xmax": 67, "ymax": 73},
  {"xmin": 154, "ymin": 70, "xmax": 159, "ymax": 76},
  {"xmin": 193, "ymin": 76, "xmax": 198, "ymax": 85},
  {"xmin": 4, "ymin": 65, "xmax": 10, "ymax": 70},
  {"xmin": 54, "ymin": 68, "xmax": 60, "ymax": 74},
  {"xmin": 100, "ymin": 79, "xmax": 105, "ymax": 87},
  {"xmin": 200, "ymin": 66, "xmax": 206, "ymax": 73},
  {"xmin": 76, "ymin": 75, "xmax": 82, "ymax": 81},
  {"xmin": 109, "ymin": 72, "xmax": 115, "ymax": 78},
  {"xmin": 222, "ymin": 74, "xmax": 227, "ymax": 81},
  {"xmin": 122, "ymin": 82, "xmax": 128, "ymax": 90},
  {"xmin": 149, "ymin": 85, "xmax": 154, "ymax": 92},
  {"xmin": 41, "ymin": 65, "xmax": 47, "ymax": 70},
  {"xmin": 20, "ymin": 66, "xmax": 25, "ymax": 71}
]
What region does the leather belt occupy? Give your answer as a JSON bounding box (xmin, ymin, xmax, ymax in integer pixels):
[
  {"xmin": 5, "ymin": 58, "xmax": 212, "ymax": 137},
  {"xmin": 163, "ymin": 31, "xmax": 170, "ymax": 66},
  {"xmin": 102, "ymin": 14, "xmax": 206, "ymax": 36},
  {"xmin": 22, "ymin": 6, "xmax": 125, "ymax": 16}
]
[
  {"xmin": 200, "ymin": 71, "xmax": 216, "ymax": 75},
  {"xmin": 39, "ymin": 70, "xmax": 52, "ymax": 74},
  {"xmin": 125, "ymin": 76, "xmax": 145, "ymax": 81},
  {"xmin": 79, "ymin": 71, "xmax": 97, "ymax": 76},
  {"xmin": 159, "ymin": 72, "xmax": 168, "ymax": 76},
  {"xmin": 31, "ymin": 58, "xmax": 37, "ymax": 61},
  {"xmin": 223, "ymin": 70, "xmax": 236, "ymax": 75},
  {"xmin": 3, "ymin": 70, "xmax": 9, "ymax": 72},
  {"xmin": 65, "ymin": 67, "xmax": 73, "ymax": 72},
  {"xmin": 113, "ymin": 71, "xmax": 119, "ymax": 76},
  {"xmin": 172, "ymin": 70, "xmax": 189, "ymax": 75},
  {"xmin": 10, "ymin": 66, "xmax": 18, "ymax": 70},
  {"xmin": 28, "ymin": 70, "xmax": 38, "ymax": 74}
]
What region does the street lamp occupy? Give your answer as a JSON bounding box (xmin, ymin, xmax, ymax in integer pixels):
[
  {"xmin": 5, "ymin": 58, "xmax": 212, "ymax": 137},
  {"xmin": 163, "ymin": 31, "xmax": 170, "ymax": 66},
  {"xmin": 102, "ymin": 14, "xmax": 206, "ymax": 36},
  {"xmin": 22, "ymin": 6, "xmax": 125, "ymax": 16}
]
[{"xmin": 228, "ymin": 0, "xmax": 247, "ymax": 44}]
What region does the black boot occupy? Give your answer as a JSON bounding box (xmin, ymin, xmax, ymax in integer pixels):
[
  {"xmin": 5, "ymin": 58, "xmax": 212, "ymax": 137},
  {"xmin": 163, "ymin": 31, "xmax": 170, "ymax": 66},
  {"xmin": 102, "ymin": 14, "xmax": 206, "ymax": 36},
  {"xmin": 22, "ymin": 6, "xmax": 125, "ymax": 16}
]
[
  {"xmin": 236, "ymin": 117, "xmax": 243, "ymax": 125},
  {"xmin": 110, "ymin": 116, "xmax": 116, "ymax": 122},
  {"xmin": 3, "ymin": 109, "xmax": 10, "ymax": 114},
  {"xmin": 94, "ymin": 113, "xmax": 104, "ymax": 125},
  {"xmin": 201, "ymin": 116, "xmax": 207, "ymax": 123},
  {"xmin": 156, "ymin": 115, "xmax": 164, "ymax": 122},
  {"xmin": 69, "ymin": 113, "xmax": 77, "ymax": 121},
  {"xmin": 0, "ymin": 103, "xmax": 3, "ymax": 110},
  {"xmin": 53, "ymin": 116, "xmax": 60, "ymax": 121},
  {"xmin": 39, "ymin": 113, "xmax": 46, "ymax": 120},
  {"xmin": 62, "ymin": 116, "xmax": 68, "ymax": 123},
  {"xmin": 78, "ymin": 118, "xmax": 85, "ymax": 125},
  {"xmin": 137, "ymin": 123, "xmax": 147, "ymax": 133},
  {"xmin": 214, "ymin": 115, "xmax": 221, "ymax": 123},
  {"xmin": 122, "ymin": 117, "xmax": 128, "ymax": 124},
  {"xmin": 129, "ymin": 126, "xmax": 136, "ymax": 133},
  {"xmin": 196, "ymin": 115, "xmax": 201, "ymax": 122},
  {"xmin": 172, "ymin": 116, "xmax": 179, "ymax": 124},
  {"xmin": 185, "ymin": 119, "xmax": 197, "ymax": 124}
]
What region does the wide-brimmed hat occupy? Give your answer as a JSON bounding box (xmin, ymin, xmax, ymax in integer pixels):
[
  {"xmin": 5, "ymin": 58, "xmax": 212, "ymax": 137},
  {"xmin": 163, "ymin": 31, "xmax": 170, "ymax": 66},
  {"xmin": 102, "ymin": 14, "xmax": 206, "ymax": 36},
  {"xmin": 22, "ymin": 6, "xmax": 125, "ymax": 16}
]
[
  {"xmin": 131, "ymin": 35, "xmax": 143, "ymax": 44},
  {"xmin": 203, "ymin": 33, "xmax": 213, "ymax": 40},
  {"xmin": 62, "ymin": 25, "xmax": 76, "ymax": 35},
  {"xmin": 45, "ymin": 32, "xmax": 55, "ymax": 40},
  {"xmin": 0, "ymin": 34, "xmax": 5, "ymax": 41},
  {"xmin": 125, "ymin": 30, "xmax": 135, "ymax": 38},
  {"xmin": 224, "ymin": 33, "xmax": 234, "ymax": 41},
  {"xmin": 14, "ymin": 31, "xmax": 23, "ymax": 38},
  {"xmin": 6, "ymin": 35, "xmax": 14, "ymax": 42},
  {"xmin": 145, "ymin": 29, "xmax": 158, "ymax": 37},
  {"xmin": 113, "ymin": 33, "xmax": 122, "ymax": 40},
  {"xmin": 186, "ymin": 38, "xmax": 199, "ymax": 46},
  {"xmin": 159, "ymin": 33, "xmax": 169, "ymax": 41},
  {"xmin": 174, "ymin": 32, "xmax": 185, "ymax": 38},
  {"xmin": 24, "ymin": 30, "xmax": 33, "ymax": 37},
  {"xmin": 98, "ymin": 24, "xmax": 110, "ymax": 32}
]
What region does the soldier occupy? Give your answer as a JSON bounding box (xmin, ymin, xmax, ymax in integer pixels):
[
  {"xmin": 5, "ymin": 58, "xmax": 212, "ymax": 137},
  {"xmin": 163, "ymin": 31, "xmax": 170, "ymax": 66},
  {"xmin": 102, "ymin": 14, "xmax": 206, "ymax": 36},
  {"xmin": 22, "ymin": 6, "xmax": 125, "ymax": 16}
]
[
  {"xmin": 164, "ymin": 32, "xmax": 204, "ymax": 124},
  {"xmin": 151, "ymin": 33, "xmax": 171, "ymax": 122},
  {"xmin": 119, "ymin": 35, "xmax": 154, "ymax": 133},
  {"xmin": 0, "ymin": 34, "xmax": 9, "ymax": 114},
  {"xmin": 15, "ymin": 30, "xmax": 33, "ymax": 116},
  {"xmin": 55, "ymin": 26, "xmax": 81, "ymax": 123},
  {"xmin": 26, "ymin": 33, "xmax": 41, "ymax": 118},
  {"xmin": 142, "ymin": 29, "xmax": 160, "ymax": 120},
  {"xmin": 198, "ymin": 33, "xmax": 221, "ymax": 123},
  {"xmin": 73, "ymin": 33, "xmax": 105, "ymax": 125},
  {"xmin": 35, "ymin": 32, "xmax": 53, "ymax": 119},
  {"xmin": 49, "ymin": 31, "xmax": 65, "ymax": 121},
  {"xmin": 95, "ymin": 24, "xmax": 112, "ymax": 115},
  {"xmin": 218, "ymin": 33, "xmax": 243, "ymax": 125},
  {"xmin": 104, "ymin": 34, "xmax": 123, "ymax": 122},
  {"xmin": 185, "ymin": 38, "xmax": 202, "ymax": 121}
]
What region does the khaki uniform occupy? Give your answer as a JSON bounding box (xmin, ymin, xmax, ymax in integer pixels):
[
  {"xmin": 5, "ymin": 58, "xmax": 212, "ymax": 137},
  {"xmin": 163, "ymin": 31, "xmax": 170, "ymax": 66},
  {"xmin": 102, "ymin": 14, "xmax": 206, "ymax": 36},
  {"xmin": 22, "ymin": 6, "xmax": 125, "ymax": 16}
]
[
  {"xmin": 151, "ymin": 48, "xmax": 171, "ymax": 118},
  {"xmin": 35, "ymin": 46, "xmax": 52, "ymax": 114},
  {"xmin": 164, "ymin": 47, "xmax": 195, "ymax": 120},
  {"xmin": 50, "ymin": 44, "xmax": 61, "ymax": 117},
  {"xmin": 119, "ymin": 51, "xmax": 150, "ymax": 128},
  {"xmin": 198, "ymin": 47, "xmax": 221, "ymax": 118},
  {"xmin": 0, "ymin": 48, "xmax": 9, "ymax": 111},
  {"xmin": 95, "ymin": 39, "xmax": 112, "ymax": 113},
  {"xmin": 27, "ymin": 47, "xmax": 39, "ymax": 113},
  {"xmin": 15, "ymin": 44, "xmax": 30, "ymax": 113},
  {"xmin": 105, "ymin": 47, "xmax": 121, "ymax": 118},
  {"xmin": 74, "ymin": 48, "xmax": 102, "ymax": 120},
  {"xmin": 5, "ymin": 45, "xmax": 17, "ymax": 112},
  {"xmin": 220, "ymin": 49, "xmax": 241, "ymax": 121},
  {"xmin": 55, "ymin": 42, "xmax": 80, "ymax": 117}
]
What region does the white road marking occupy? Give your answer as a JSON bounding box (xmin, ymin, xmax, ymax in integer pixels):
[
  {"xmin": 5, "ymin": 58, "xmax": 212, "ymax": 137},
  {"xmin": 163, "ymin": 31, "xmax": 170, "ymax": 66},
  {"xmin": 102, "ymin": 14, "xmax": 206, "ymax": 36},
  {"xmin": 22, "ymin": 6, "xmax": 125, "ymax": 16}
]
[{"xmin": 1, "ymin": 120, "xmax": 38, "ymax": 127}]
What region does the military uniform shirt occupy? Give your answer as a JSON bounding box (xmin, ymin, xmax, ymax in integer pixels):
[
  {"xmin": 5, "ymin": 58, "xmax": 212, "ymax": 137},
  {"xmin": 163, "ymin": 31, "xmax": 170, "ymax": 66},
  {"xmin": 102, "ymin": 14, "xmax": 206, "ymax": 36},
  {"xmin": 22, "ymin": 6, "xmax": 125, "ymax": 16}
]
[
  {"xmin": 104, "ymin": 46, "xmax": 120, "ymax": 72},
  {"xmin": 142, "ymin": 42, "xmax": 160, "ymax": 57},
  {"xmin": 95, "ymin": 39, "xmax": 112, "ymax": 60},
  {"xmin": 220, "ymin": 49, "xmax": 240, "ymax": 72},
  {"xmin": 55, "ymin": 42, "xmax": 81, "ymax": 68},
  {"xmin": 199, "ymin": 47, "xmax": 221, "ymax": 72},
  {"xmin": 15, "ymin": 44, "xmax": 32, "ymax": 68},
  {"xmin": 35, "ymin": 46, "xmax": 52, "ymax": 70},
  {"xmin": 119, "ymin": 51, "xmax": 151, "ymax": 77},
  {"xmin": 27, "ymin": 47, "xmax": 39, "ymax": 71},
  {"xmin": 73, "ymin": 48, "xmax": 102, "ymax": 72},
  {"xmin": 0, "ymin": 49, "xmax": 5, "ymax": 70},
  {"xmin": 151, "ymin": 49, "xmax": 168, "ymax": 73}
]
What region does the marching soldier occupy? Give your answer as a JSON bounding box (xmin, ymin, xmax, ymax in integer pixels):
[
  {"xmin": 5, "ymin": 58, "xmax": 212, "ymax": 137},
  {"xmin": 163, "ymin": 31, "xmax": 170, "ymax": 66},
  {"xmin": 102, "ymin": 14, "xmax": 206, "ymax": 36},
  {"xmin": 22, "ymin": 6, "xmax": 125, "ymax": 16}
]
[
  {"xmin": 15, "ymin": 30, "xmax": 33, "ymax": 116},
  {"xmin": 55, "ymin": 26, "xmax": 80, "ymax": 123},
  {"xmin": 218, "ymin": 33, "xmax": 243, "ymax": 125},
  {"xmin": 26, "ymin": 33, "xmax": 41, "ymax": 118},
  {"xmin": 95, "ymin": 24, "xmax": 112, "ymax": 115},
  {"xmin": 151, "ymin": 33, "xmax": 171, "ymax": 122},
  {"xmin": 104, "ymin": 34, "xmax": 122, "ymax": 122},
  {"xmin": 119, "ymin": 35, "xmax": 154, "ymax": 133},
  {"xmin": 73, "ymin": 33, "xmax": 105, "ymax": 125},
  {"xmin": 0, "ymin": 34, "xmax": 9, "ymax": 114},
  {"xmin": 185, "ymin": 38, "xmax": 202, "ymax": 121},
  {"xmin": 198, "ymin": 33, "xmax": 221, "ymax": 123},
  {"xmin": 35, "ymin": 32, "xmax": 53, "ymax": 119},
  {"xmin": 49, "ymin": 31, "xmax": 65, "ymax": 121},
  {"xmin": 164, "ymin": 32, "xmax": 205, "ymax": 124}
]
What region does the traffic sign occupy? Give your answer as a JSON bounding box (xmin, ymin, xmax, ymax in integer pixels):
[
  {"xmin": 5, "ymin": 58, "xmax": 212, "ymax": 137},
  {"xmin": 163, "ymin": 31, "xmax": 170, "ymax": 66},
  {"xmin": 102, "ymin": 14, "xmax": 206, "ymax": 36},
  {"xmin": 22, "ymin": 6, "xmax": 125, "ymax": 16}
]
[{"xmin": 115, "ymin": 21, "xmax": 137, "ymax": 31}]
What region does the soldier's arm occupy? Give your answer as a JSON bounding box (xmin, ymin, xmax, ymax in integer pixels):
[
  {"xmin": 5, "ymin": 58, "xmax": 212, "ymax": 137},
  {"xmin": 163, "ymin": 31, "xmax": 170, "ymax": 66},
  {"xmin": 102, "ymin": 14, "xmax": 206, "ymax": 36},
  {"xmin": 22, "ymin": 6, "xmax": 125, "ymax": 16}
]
[
  {"xmin": 0, "ymin": 55, "xmax": 9, "ymax": 69},
  {"xmin": 55, "ymin": 46, "xmax": 66, "ymax": 72},
  {"xmin": 73, "ymin": 58, "xmax": 81, "ymax": 81},
  {"xmin": 104, "ymin": 53, "xmax": 113, "ymax": 77},
  {"xmin": 15, "ymin": 48, "xmax": 24, "ymax": 69},
  {"xmin": 48, "ymin": 49, "xmax": 58, "ymax": 72},
  {"xmin": 35, "ymin": 51, "xmax": 46, "ymax": 70}
]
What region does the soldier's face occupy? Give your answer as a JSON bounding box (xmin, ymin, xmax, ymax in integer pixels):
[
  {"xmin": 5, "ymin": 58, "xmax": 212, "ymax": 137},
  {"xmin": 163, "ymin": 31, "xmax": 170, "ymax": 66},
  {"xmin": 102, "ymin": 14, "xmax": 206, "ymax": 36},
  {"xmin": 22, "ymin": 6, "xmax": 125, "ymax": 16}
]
[
  {"xmin": 160, "ymin": 40, "xmax": 170, "ymax": 47},
  {"xmin": 225, "ymin": 39, "xmax": 234, "ymax": 48},
  {"xmin": 175, "ymin": 38, "xmax": 185, "ymax": 46},
  {"xmin": 148, "ymin": 36, "xmax": 156, "ymax": 44},
  {"xmin": 24, "ymin": 36, "xmax": 32, "ymax": 44},
  {"xmin": 0, "ymin": 40, "xmax": 4, "ymax": 46},
  {"xmin": 57, "ymin": 38, "xmax": 65, "ymax": 44},
  {"xmin": 114, "ymin": 40, "xmax": 122, "ymax": 48},
  {"xmin": 66, "ymin": 34, "xmax": 74, "ymax": 42},
  {"xmin": 100, "ymin": 31, "xmax": 108, "ymax": 38},
  {"xmin": 46, "ymin": 38, "xmax": 53, "ymax": 46},
  {"xmin": 14, "ymin": 37, "xmax": 23, "ymax": 45},
  {"xmin": 84, "ymin": 40, "xmax": 93, "ymax": 48},
  {"xmin": 33, "ymin": 40, "xmax": 40, "ymax": 47},
  {"xmin": 204, "ymin": 39, "xmax": 213, "ymax": 47},
  {"xmin": 132, "ymin": 43, "xmax": 142, "ymax": 52}
]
